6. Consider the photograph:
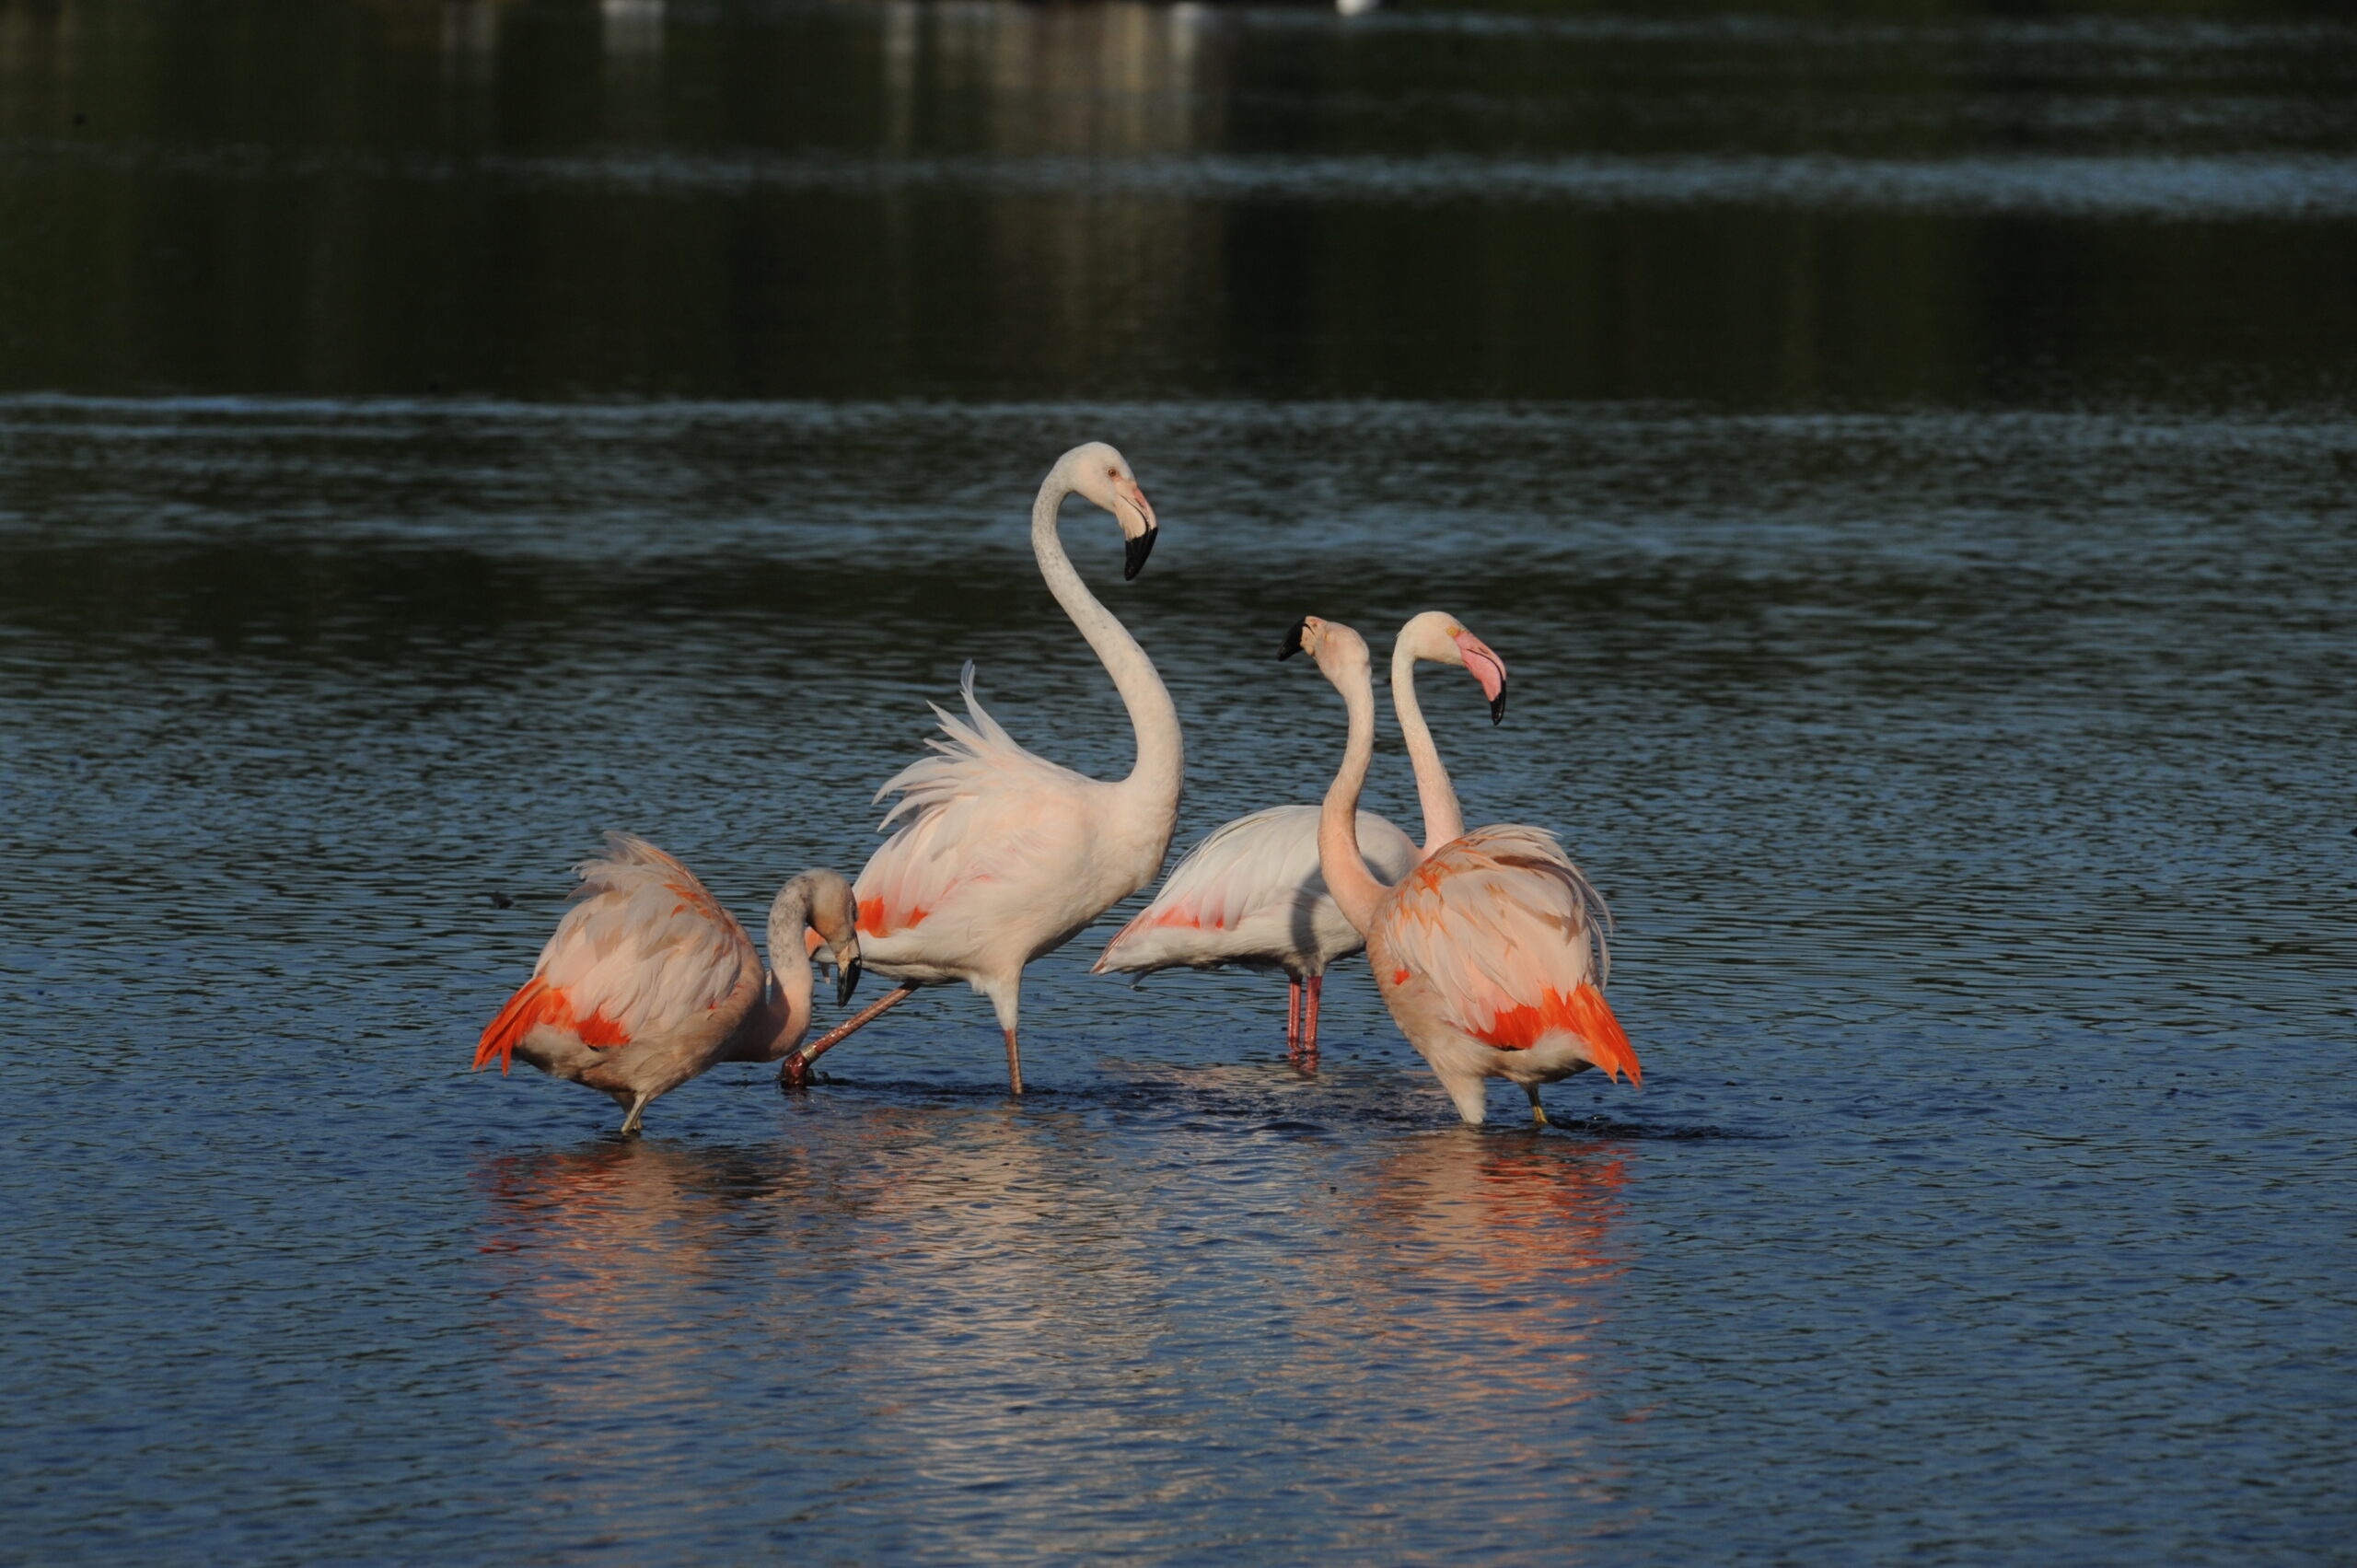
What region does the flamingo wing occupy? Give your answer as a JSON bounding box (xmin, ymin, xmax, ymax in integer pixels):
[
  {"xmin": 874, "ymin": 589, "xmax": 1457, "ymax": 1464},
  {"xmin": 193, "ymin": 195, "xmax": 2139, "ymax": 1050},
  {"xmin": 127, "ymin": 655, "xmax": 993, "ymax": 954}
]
[
  {"xmin": 853, "ymin": 663, "xmax": 1102, "ymax": 939},
  {"xmin": 1094, "ymin": 804, "xmax": 1417, "ymax": 970},
  {"xmin": 1376, "ymin": 825, "xmax": 1639, "ymax": 1084},
  {"xmin": 476, "ymin": 833, "xmax": 756, "ymax": 1073}
]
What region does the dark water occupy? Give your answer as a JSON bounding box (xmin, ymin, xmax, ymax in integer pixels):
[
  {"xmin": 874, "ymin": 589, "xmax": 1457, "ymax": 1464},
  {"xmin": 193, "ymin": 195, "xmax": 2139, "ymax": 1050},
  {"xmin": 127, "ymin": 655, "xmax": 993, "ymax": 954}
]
[{"xmin": 3, "ymin": 4, "xmax": 2354, "ymax": 1565}]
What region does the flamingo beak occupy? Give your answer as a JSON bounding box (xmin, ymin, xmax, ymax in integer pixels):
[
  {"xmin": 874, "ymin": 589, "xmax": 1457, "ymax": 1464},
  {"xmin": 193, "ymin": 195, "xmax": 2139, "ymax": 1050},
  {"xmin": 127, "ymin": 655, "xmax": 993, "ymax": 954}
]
[
  {"xmin": 1454, "ymin": 631, "xmax": 1509, "ymax": 724},
  {"xmin": 836, "ymin": 956, "xmax": 862, "ymax": 1009},
  {"xmin": 1116, "ymin": 479, "xmax": 1159, "ymax": 580},
  {"xmin": 1279, "ymin": 617, "xmax": 1309, "ymax": 660}
]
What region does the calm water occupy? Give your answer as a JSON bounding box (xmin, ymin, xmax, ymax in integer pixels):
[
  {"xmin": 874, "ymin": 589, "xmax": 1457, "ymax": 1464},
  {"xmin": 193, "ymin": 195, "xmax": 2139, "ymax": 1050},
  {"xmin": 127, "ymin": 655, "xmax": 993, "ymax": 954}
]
[{"xmin": 3, "ymin": 3, "xmax": 2355, "ymax": 1565}]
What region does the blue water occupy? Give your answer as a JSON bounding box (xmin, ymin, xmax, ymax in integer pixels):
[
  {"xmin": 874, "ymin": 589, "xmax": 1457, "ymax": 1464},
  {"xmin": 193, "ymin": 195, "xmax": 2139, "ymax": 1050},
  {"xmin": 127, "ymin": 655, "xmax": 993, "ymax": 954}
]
[
  {"xmin": 3, "ymin": 1, "xmax": 2356, "ymax": 1562},
  {"xmin": 3, "ymin": 396, "xmax": 2351, "ymax": 1564}
]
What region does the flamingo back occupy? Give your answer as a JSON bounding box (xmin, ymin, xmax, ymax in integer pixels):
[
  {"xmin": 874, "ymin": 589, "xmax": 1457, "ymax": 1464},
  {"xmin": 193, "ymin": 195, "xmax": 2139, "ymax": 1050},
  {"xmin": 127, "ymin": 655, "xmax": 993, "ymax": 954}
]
[
  {"xmin": 851, "ymin": 664, "xmax": 1115, "ymax": 962},
  {"xmin": 1373, "ymin": 825, "xmax": 1639, "ymax": 1084},
  {"xmin": 475, "ymin": 833, "xmax": 758, "ymax": 1073},
  {"xmin": 1094, "ymin": 805, "xmax": 1418, "ymax": 974}
]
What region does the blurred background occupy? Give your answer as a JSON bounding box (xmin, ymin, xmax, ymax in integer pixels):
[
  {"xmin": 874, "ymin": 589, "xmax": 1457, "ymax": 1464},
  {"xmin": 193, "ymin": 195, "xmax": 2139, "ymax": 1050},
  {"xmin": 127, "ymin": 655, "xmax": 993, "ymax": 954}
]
[{"xmin": 5, "ymin": 0, "xmax": 2356, "ymax": 405}]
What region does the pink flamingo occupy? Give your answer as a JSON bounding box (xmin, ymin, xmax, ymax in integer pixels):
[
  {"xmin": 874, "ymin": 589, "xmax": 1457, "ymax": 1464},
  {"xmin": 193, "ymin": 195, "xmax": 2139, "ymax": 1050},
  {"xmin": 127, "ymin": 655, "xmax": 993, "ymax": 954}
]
[
  {"xmin": 1283, "ymin": 617, "xmax": 1640, "ymax": 1126},
  {"xmin": 782, "ymin": 442, "xmax": 1181, "ymax": 1095},
  {"xmin": 1091, "ymin": 611, "xmax": 1511, "ymax": 1057},
  {"xmin": 475, "ymin": 833, "xmax": 863, "ymax": 1135}
]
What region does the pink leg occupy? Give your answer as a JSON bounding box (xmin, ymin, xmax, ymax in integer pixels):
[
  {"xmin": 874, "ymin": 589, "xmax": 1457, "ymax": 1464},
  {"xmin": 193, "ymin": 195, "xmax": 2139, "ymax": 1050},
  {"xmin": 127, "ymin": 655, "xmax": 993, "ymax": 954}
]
[
  {"xmin": 1286, "ymin": 977, "xmax": 1303, "ymax": 1056},
  {"xmin": 1302, "ymin": 974, "xmax": 1324, "ymax": 1060},
  {"xmin": 781, "ymin": 983, "xmax": 917, "ymax": 1087},
  {"xmin": 1003, "ymin": 1028, "xmax": 1025, "ymax": 1097}
]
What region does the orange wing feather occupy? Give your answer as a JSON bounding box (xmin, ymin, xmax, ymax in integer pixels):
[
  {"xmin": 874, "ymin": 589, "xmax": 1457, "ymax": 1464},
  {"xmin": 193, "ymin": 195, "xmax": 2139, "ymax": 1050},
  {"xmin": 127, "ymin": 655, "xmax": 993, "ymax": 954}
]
[
  {"xmin": 474, "ymin": 977, "xmax": 633, "ymax": 1074},
  {"xmin": 1471, "ymin": 982, "xmax": 1639, "ymax": 1085}
]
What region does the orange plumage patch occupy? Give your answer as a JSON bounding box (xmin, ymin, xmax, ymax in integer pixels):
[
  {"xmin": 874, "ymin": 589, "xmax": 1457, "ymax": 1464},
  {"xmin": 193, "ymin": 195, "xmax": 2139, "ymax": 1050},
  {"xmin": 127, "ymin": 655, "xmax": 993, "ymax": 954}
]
[
  {"xmin": 474, "ymin": 977, "xmax": 633, "ymax": 1074},
  {"xmin": 1473, "ymin": 982, "xmax": 1641, "ymax": 1086},
  {"xmin": 856, "ymin": 897, "xmax": 929, "ymax": 936},
  {"xmin": 1391, "ymin": 969, "xmax": 1410, "ymax": 986}
]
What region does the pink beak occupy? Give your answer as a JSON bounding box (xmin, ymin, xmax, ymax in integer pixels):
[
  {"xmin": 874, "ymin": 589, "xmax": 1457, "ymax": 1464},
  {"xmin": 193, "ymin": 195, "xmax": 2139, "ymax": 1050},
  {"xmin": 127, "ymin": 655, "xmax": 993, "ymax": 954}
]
[{"xmin": 1453, "ymin": 631, "xmax": 1509, "ymax": 723}]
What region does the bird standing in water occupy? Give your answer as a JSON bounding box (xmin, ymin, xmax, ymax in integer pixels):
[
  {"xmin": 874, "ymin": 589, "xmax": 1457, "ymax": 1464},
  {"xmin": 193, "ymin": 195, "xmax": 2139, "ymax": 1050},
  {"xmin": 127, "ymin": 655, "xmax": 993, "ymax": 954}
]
[
  {"xmin": 476, "ymin": 833, "xmax": 862, "ymax": 1135},
  {"xmin": 1285, "ymin": 617, "xmax": 1638, "ymax": 1125},
  {"xmin": 783, "ymin": 442, "xmax": 1183, "ymax": 1096},
  {"xmin": 1093, "ymin": 612, "xmax": 1511, "ymax": 1060}
]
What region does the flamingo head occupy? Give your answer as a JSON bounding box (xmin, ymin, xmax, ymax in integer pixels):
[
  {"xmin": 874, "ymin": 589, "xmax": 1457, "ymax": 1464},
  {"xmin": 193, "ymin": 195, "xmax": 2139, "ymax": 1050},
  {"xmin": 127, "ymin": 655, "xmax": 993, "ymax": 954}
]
[
  {"xmin": 1399, "ymin": 610, "xmax": 1509, "ymax": 725},
  {"xmin": 781, "ymin": 869, "xmax": 864, "ymax": 1008},
  {"xmin": 1280, "ymin": 614, "xmax": 1373, "ymax": 686},
  {"xmin": 1056, "ymin": 442, "xmax": 1159, "ymax": 579}
]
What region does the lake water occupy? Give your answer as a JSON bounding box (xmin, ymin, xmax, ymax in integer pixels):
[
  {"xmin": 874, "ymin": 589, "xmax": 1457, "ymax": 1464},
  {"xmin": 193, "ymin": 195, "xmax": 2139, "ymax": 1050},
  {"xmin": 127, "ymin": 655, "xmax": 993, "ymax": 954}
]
[{"xmin": 2, "ymin": 3, "xmax": 2353, "ymax": 1564}]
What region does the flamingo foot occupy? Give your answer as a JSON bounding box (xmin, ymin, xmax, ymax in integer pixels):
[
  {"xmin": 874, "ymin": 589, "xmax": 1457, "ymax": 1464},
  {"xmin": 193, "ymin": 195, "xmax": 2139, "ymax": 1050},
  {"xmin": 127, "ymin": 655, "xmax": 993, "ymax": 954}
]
[
  {"xmin": 1525, "ymin": 1086, "xmax": 1550, "ymax": 1129},
  {"xmin": 780, "ymin": 1053, "xmax": 811, "ymax": 1092}
]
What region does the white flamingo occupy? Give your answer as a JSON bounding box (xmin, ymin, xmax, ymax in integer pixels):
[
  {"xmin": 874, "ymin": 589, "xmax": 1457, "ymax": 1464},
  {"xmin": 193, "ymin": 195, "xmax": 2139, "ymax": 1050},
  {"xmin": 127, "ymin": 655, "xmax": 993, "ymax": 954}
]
[
  {"xmin": 1285, "ymin": 617, "xmax": 1640, "ymax": 1126},
  {"xmin": 1092, "ymin": 611, "xmax": 1509, "ymax": 1057},
  {"xmin": 783, "ymin": 442, "xmax": 1182, "ymax": 1095},
  {"xmin": 475, "ymin": 833, "xmax": 863, "ymax": 1135}
]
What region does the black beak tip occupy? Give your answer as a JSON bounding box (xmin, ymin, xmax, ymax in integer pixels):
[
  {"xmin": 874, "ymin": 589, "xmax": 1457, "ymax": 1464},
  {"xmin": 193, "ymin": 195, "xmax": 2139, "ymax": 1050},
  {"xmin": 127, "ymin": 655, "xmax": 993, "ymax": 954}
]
[
  {"xmin": 836, "ymin": 959, "xmax": 862, "ymax": 1008},
  {"xmin": 1279, "ymin": 617, "xmax": 1308, "ymax": 661},
  {"xmin": 1490, "ymin": 691, "xmax": 1508, "ymax": 725},
  {"xmin": 1123, "ymin": 528, "xmax": 1157, "ymax": 581}
]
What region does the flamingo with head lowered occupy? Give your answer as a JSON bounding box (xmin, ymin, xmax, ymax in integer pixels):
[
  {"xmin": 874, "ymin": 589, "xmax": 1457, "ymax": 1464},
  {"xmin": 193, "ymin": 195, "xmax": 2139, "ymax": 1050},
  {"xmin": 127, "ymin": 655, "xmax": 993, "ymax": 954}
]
[
  {"xmin": 1092, "ymin": 611, "xmax": 1510, "ymax": 1059},
  {"xmin": 782, "ymin": 442, "xmax": 1182, "ymax": 1095},
  {"xmin": 1283, "ymin": 616, "xmax": 1639, "ymax": 1126},
  {"xmin": 475, "ymin": 833, "xmax": 863, "ymax": 1135}
]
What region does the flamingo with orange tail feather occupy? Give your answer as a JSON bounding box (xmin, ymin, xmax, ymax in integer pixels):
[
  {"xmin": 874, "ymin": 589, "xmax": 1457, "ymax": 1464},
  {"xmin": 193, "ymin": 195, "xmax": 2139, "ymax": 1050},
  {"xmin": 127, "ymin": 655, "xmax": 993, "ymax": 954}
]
[
  {"xmin": 1092, "ymin": 611, "xmax": 1511, "ymax": 1058},
  {"xmin": 476, "ymin": 833, "xmax": 863, "ymax": 1135},
  {"xmin": 1282, "ymin": 617, "xmax": 1638, "ymax": 1125}
]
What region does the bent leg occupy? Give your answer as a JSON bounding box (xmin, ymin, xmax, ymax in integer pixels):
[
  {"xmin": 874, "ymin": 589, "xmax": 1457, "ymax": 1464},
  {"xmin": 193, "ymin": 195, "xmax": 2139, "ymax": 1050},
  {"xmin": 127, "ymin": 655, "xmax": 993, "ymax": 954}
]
[{"xmin": 782, "ymin": 983, "xmax": 919, "ymax": 1086}]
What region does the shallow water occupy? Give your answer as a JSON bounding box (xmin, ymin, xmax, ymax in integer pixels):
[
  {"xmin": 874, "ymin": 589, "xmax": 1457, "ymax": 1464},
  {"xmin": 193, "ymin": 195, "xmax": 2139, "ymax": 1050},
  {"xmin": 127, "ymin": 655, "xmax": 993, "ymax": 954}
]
[{"xmin": 3, "ymin": 4, "xmax": 2355, "ymax": 1565}]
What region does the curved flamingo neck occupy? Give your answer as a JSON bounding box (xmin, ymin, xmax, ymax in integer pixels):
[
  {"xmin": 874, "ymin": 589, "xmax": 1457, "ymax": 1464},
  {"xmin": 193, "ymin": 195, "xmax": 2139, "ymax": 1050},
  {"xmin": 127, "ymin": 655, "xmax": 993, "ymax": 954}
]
[
  {"xmin": 1317, "ymin": 657, "xmax": 1388, "ymax": 935},
  {"xmin": 734, "ymin": 888, "xmax": 816, "ymax": 1063},
  {"xmin": 1032, "ymin": 478, "xmax": 1183, "ymax": 813},
  {"xmin": 1389, "ymin": 633, "xmax": 1465, "ymax": 854}
]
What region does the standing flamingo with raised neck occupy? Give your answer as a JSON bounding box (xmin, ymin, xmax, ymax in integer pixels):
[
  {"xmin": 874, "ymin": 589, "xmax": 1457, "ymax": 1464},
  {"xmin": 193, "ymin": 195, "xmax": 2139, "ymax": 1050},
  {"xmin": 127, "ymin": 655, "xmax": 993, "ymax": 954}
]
[
  {"xmin": 1092, "ymin": 610, "xmax": 1511, "ymax": 1058},
  {"xmin": 475, "ymin": 833, "xmax": 863, "ymax": 1135},
  {"xmin": 784, "ymin": 442, "xmax": 1182, "ymax": 1095},
  {"xmin": 1284, "ymin": 616, "xmax": 1639, "ymax": 1126}
]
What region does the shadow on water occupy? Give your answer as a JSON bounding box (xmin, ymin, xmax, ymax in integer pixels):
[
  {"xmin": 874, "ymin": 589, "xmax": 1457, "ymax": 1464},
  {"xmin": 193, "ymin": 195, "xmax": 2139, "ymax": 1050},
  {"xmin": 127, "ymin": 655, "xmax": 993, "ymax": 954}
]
[{"xmin": 788, "ymin": 1063, "xmax": 1757, "ymax": 1141}]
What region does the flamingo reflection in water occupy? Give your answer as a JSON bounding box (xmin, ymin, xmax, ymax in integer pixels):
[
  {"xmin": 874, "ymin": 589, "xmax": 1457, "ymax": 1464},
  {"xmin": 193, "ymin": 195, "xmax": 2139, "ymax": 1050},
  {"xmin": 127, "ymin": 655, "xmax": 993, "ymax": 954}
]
[{"xmin": 1308, "ymin": 1134, "xmax": 1640, "ymax": 1515}]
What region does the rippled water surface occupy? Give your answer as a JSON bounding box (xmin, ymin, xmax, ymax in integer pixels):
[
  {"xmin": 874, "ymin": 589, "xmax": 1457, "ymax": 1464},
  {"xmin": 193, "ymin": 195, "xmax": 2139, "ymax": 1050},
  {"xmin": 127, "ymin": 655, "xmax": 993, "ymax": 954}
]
[{"xmin": 3, "ymin": 3, "xmax": 2355, "ymax": 1565}]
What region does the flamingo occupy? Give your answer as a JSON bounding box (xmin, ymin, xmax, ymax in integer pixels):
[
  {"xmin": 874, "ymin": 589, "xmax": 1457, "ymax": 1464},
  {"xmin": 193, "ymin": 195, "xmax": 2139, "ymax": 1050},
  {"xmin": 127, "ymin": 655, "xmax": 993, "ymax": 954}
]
[
  {"xmin": 475, "ymin": 833, "xmax": 863, "ymax": 1135},
  {"xmin": 782, "ymin": 442, "xmax": 1182, "ymax": 1096},
  {"xmin": 1283, "ymin": 617, "xmax": 1640, "ymax": 1126},
  {"xmin": 1091, "ymin": 611, "xmax": 1512, "ymax": 1057}
]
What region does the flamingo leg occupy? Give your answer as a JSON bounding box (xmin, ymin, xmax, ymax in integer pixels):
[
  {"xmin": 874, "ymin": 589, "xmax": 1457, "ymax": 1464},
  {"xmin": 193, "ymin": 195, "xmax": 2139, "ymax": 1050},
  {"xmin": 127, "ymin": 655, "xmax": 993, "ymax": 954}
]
[
  {"xmin": 781, "ymin": 983, "xmax": 918, "ymax": 1087},
  {"xmin": 1302, "ymin": 974, "xmax": 1324, "ymax": 1059},
  {"xmin": 1004, "ymin": 1028, "xmax": 1025, "ymax": 1097},
  {"xmin": 1286, "ymin": 978, "xmax": 1303, "ymax": 1056},
  {"xmin": 618, "ymin": 1092, "xmax": 652, "ymax": 1137},
  {"xmin": 1524, "ymin": 1083, "xmax": 1550, "ymax": 1129}
]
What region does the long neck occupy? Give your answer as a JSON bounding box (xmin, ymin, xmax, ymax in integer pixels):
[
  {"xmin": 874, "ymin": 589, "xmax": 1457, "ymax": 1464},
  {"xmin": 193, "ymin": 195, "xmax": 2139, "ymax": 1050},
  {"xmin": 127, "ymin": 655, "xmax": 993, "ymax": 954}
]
[
  {"xmin": 732, "ymin": 889, "xmax": 816, "ymax": 1063},
  {"xmin": 1033, "ymin": 481, "xmax": 1182, "ymax": 812},
  {"xmin": 1389, "ymin": 635, "xmax": 1464, "ymax": 854},
  {"xmin": 1318, "ymin": 661, "xmax": 1389, "ymax": 935}
]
